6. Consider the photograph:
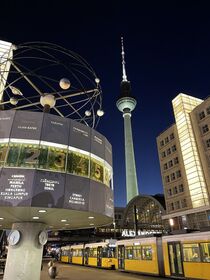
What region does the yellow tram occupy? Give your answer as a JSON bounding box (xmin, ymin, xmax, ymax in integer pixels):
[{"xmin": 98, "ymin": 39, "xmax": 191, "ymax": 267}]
[
  {"xmin": 116, "ymin": 236, "xmax": 164, "ymax": 276},
  {"xmin": 60, "ymin": 231, "xmax": 210, "ymax": 279},
  {"xmin": 84, "ymin": 240, "xmax": 117, "ymax": 269},
  {"xmin": 162, "ymin": 231, "xmax": 210, "ymax": 279},
  {"xmin": 60, "ymin": 245, "xmax": 71, "ymax": 263}
]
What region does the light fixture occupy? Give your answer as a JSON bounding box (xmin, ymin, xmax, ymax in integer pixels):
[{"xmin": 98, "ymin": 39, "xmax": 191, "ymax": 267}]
[
  {"xmin": 85, "ymin": 110, "xmax": 91, "ymax": 117},
  {"xmin": 32, "ymin": 216, "xmax": 39, "ymax": 220},
  {"xmin": 61, "ymin": 219, "xmax": 67, "ymax": 222},
  {"xmin": 97, "ymin": 109, "xmax": 104, "ymax": 117},
  {"xmin": 65, "ymin": 224, "xmax": 70, "ymax": 226},
  {"xmin": 88, "ymin": 216, "xmax": 94, "ymax": 219},
  {"xmin": 0, "ymin": 218, "xmax": 4, "ymax": 220},
  {"xmin": 38, "ymin": 210, "xmax": 47, "ymax": 213},
  {"xmin": 95, "ymin": 77, "xmax": 100, "ymax": 84},
  {"xmin": 89, "ymin": 223, "xmax": 94, "ymax": 226}
]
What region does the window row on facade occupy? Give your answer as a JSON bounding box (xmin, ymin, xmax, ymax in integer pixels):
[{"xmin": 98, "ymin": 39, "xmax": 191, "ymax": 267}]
[
  {"xmin": 198, "ymin": 106, "xmax": 210, "ymax": 120},
  {"xmin": 165, "ymin": 170, "xmax": 181, "ymax": 183},
  {"xmin": 0, "ymin": 140, "xmax": 112, "ymax": 187},
  {"xmin": 163, "ymin": 157, "xmax": 179, "ymax": 171},
  {"xmin": 168, "ymin": 198, "xmax": 187, "ymax": 211},
  {"xmin": 160, "ymin": 133, "xmax": 175, "ymax": 147},
  {"xmin": 161, "ymin": 145, "xmax": 177, "ymax": 158},
  {"xmin": 167, "ymin": 184, "xmax": 184, "ymax": 197}
]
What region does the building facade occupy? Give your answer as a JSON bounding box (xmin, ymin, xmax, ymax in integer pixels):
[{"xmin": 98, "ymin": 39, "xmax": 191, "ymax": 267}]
[{"xmin": 157, "ymin": 93, "xmax": 210, "ymax": 230}]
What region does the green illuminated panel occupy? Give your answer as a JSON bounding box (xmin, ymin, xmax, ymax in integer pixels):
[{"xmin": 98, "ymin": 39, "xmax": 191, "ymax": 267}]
[
  {"xmin": 0, "ymin": 143, "xmax": 8, "ymax": 167},
  {"xmin": 67, "ymin": 151, "xmax": 89, "ymax": 177},
  {"xmin": 5, "ymin": 143, "xmax": 20, "ymax": 166},
  {"xmin": 18, "ymin": 144, "xmax": 40, "ymax": 168},
  {"xmin": 90, "ymin": 158, "xmax": 104, "ymax": 183}
]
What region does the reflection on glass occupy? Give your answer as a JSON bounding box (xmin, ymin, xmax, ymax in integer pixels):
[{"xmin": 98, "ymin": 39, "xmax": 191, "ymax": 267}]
[
  {"xmin": 67, "ymin": 151, "xmax": 89, "ymax": 177},
  {"xmin": 0, "ymin": 144, "xmax": 8, "ymax": 167},
  {"xmin": 18, "ymin": 144, "xmax": 40, "ymax": 168},
  {"xmin": 90, "ymin": 158, "xmax": 104, "ymax": 183},
  {"xmin": 176, "ymin": 244, "xmax": 183, "ymax": 274},
  {"xmin": 169, "ymin": 245, "xmax": 175, "ymax": 274},
  {"xmin": 5, "ymin": 143, "xmax": 20, "ymax": 166}
]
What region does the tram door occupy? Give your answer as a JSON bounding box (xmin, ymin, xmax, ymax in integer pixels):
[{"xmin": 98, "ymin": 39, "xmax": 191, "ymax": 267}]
[
  {"xmin": 84, "ymin": 248, "xmax": 89, "ymax": 265},
  {"xmin": 118, "ymin": 245, "xmax": 125, "ymax": 270},
  {"xmin": 168, "ymin": 242, "xmax": 184, "ymax": 277},
  {"xmin": 97, "ymin": 246, "xmax": 103, "ymax": 267},
  {"xmin": 69, "ymin": 249, "xmax": 72, "ymax": 263}
]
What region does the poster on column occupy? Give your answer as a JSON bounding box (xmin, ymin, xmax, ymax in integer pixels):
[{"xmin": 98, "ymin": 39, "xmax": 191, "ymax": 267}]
[
  {"xmin": 31, "ymin": 170, "xmax": 65, "ymax": 208},
  {"xmin": 63, "ymin": 174, "xmax": 90, "ymax": 211},
  {"xmin": 0, "ymin": 168, "xmax": 34, "ymax": 206},
  {"xmin": 41, "ymin": 114, "xmax": 69, "ymax": 145},
  {"xmin": 10, "ymin": 111, "xmax": 44, "ymax": 140}
]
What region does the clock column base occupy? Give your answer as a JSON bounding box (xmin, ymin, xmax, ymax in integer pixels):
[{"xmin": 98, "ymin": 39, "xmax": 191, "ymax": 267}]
[{"xmin": 3, "ymin": 222, "xmax": 46, "ymax": 280}]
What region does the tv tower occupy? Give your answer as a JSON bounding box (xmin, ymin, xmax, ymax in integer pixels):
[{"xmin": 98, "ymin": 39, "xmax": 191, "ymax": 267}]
[{"xmin": 116, "ymin": 37, "xmax": 139, "ymax": 204}]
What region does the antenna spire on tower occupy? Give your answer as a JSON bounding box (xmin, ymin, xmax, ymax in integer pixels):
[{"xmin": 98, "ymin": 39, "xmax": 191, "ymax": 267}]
[{"xmin": 121, "ymin": 37, "xmax": 128, "ymax": 82}]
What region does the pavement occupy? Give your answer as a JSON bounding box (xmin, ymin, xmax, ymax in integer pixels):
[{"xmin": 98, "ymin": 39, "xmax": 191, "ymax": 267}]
[{"xmin": 40, "ymin": 262, "xmax": 166, "ymax": 280}]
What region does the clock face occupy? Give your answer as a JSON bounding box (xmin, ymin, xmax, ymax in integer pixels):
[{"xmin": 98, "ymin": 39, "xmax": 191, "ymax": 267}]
[
  {"xmin": 8, "ymin": 230, "xmax": 21, "ymax": 246},
  {"xmin": 39, "ymin": 231, "xmax": 48, "ymax": 245}
]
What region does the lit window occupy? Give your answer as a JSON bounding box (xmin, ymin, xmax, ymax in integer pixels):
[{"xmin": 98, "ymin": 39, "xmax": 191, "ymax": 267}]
[
  {"xmin": 183, "ymin": 243, "xmax": 200, "ymax": 262},
  {"xmin": 199, "ymin": 111, "xmax": 205, "ymax": 120},
  {"xmin": 202, "ymin": 124, "xmax": 209, "ymax": 134}
]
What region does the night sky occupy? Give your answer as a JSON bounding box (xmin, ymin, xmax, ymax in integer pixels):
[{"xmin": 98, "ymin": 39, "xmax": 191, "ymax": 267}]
[{"xmin": 2, "ymin": 1, "xmax": 210, "ymax": 206}]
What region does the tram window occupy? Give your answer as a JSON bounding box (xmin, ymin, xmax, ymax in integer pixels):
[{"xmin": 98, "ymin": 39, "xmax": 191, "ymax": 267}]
[
  {"xmin": 125, "ymin": 246, "xmax": 133, "ymax": 259},
  {"xmin": 89, "ymin": 248, "xmax": 97, "ymax": 257},
  {"xmin": 102, "ymin": 248, "xmax": 108, "ymax": 258},
  {"xmin": 183, "ymin": 243, "xmax": 201, "ymax": 262},
  {"xmin": 141, "ymin": 246, "xmax": 152, "ymax": 260},
  {"xmin": 200, "ymin": 243, "xmax": 210, "ymax": 262},
  {"xmin": 108, "ymin": 248, "xmax": 116, "ymax": 258},
  {"xmin": 133, "ymin": 246, "xmax": 141, "ymax": 260}
]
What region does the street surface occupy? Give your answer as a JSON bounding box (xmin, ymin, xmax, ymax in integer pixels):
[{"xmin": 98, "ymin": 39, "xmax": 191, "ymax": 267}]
[{"xmin": 40, "ymin": 262, "xmax": 166, "ymax": 280}]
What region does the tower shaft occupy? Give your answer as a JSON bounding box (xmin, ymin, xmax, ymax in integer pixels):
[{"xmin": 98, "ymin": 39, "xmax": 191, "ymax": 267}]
[{"xmin": 123, "ymin": 111, "xmax": 139, "ymax": 203}]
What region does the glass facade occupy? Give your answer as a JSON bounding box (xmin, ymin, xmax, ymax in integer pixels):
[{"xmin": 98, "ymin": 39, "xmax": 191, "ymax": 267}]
[{"xmin": 172, "ymin": 94, "xmax": 209, "ymax": 208}]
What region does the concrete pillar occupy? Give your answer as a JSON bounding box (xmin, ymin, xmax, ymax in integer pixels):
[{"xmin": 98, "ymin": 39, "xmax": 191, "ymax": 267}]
[
  {"xmin": 4, "ymin": 222, "xmax": 46, "ymax": 280},
  {"xmin": 123, "ymin": 112, "xmax": 139, "ymax": 203}
]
